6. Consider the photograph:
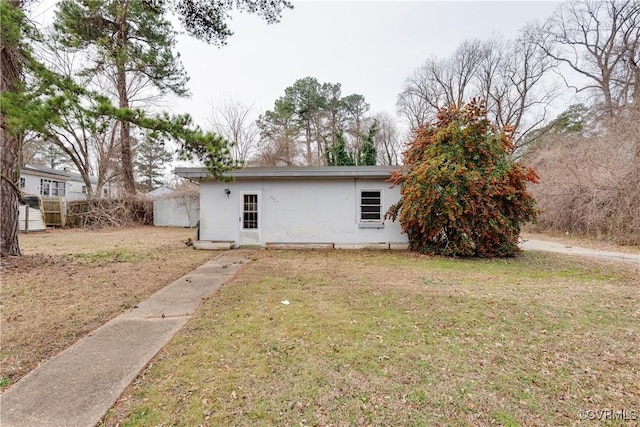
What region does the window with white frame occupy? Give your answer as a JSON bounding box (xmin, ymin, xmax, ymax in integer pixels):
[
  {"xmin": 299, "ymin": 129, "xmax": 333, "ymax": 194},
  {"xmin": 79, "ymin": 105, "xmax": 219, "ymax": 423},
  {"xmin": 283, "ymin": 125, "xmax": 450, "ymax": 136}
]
[
  {"xmin": 243, "ymin": 194, "xmax": 258, "ymax": 229},
  {"xmin": 82, "ymin": 185, "xmax": 87, "ymax": 194},
  {"xmin": 40, "ymin": 179, "xmax": 50, "ymax": 196},
  {"xmin": 20, "ymin": 177, "xmax": 25, "ymax": 189},
  {"xmin": 360, "ymin": 190, "xmax": 382, "ymax": 221},
  {"xmin": 40, "ymin": 179, "xmax": 65, "ymax": 197}
]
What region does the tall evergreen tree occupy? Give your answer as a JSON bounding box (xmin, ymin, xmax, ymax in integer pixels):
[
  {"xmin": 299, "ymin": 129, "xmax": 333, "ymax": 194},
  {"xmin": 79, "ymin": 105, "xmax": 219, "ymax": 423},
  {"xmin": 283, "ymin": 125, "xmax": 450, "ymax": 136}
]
[
  {"xmin": 357, "ymin": 122, "xmax": 377, "ymax": 165},
  {"xmin": 54, "ymin": 0, "xmax": 190, "ymax": 195},
  {"xmin": 1, "ymin": 0, "xmax": 26, "ymax": 256},
  {"xmin": 40, "ymin": 142, "xmax": 69, "ymax": 170},
  {"xmin": 280, "ymin": 77, "xmax": 326, "ymax": 164},
  {"xmin": 325, "ymin": 132, "xmax": 354, "ymax": 166},
  {"xmin": 1, "ymin": 0, "xmax": 292, "ymax": 257},
  {"xmin": 135, "ymin": 134, "xmax": 173, "ymax": 193}
]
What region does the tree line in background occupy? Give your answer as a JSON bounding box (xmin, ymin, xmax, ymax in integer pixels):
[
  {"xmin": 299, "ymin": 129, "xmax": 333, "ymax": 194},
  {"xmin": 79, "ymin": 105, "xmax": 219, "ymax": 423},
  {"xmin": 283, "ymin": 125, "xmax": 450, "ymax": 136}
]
[
  {"xmin": 526, "ymin": 0, "xmax": 640, "ymax": 245},
  {"xmin": 395, "ymin": 0, "xmax": 639, "ymax": 245},
  {"xmin": 209, "ymin": 78, "xmax": 403, "ymax": 167},
  {"xmin": 1, "ymin": 0, "xmax": 293, "ymax": 256},
  {"xmin": 2, "ymin": 0, "xmax": 639, "ymax": 257}
]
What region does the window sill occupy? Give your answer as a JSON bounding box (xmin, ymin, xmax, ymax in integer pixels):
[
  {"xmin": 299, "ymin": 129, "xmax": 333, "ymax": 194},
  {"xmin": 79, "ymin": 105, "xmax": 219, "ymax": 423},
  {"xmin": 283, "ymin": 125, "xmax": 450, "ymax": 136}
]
[{"xmin": 358, "ymin": 222, "xmax": 384, "ymax": 229}]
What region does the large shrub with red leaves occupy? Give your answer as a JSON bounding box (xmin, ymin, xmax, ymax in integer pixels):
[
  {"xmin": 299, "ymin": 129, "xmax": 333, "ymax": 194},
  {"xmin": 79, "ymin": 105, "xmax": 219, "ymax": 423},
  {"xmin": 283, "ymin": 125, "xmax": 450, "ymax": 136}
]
[{"xmin": 387, "ymin": 101, "xmax": 539, "ymax": 257}]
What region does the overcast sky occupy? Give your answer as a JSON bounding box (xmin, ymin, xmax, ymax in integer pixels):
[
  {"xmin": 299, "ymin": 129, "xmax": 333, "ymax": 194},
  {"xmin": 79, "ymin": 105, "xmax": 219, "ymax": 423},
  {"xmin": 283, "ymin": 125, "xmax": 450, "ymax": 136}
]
[
  {"xmin": 28, "ymin": 0, "xmax": 564, "ymax": 134},
  {"xmin": 169, "ymin": 1, "xmax": 562, "ymax": 128}
]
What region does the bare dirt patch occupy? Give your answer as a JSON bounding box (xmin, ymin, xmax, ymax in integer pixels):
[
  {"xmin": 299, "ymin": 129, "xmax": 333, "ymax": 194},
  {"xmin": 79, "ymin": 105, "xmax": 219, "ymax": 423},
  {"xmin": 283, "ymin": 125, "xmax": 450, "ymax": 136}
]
[{"xmin": 0, "ymin": 226, "xmax": 217, "ymax": 390}]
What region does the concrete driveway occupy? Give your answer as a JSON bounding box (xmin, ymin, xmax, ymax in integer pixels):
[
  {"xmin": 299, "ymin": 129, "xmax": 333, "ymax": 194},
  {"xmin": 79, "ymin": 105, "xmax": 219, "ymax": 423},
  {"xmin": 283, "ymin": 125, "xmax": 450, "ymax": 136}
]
[{"xmin": 519, "ymin": 238, "xmax": 640, "ymax": 265}]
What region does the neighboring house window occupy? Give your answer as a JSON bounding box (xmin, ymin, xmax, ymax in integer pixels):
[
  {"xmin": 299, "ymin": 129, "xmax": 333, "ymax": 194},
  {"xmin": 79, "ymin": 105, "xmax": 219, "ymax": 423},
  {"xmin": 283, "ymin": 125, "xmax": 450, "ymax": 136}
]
[
  {"xmin": 40, "ymin": 179, "xmax": 50, "ymax": 196},
  {"xmin": 53, "ymin": 181, "xmax": 65, "ymax": 197},
  {"xmin": 82, "ymin": 186, "xmax": 87, "ymax": 194},
  {"xmin": 243, "ymin": 194, "xmax": 258, "ymax": 229},
  {"xmin": 20, "ymin": 177, "xmax": 25, "ymax": 189},
  {"xmin": 40, "ymin": 179, "xmax": 66, "ymax": 197},
  {"xmin": 360, "ymin": 190, "xmax": 382, "ymax": 221}
]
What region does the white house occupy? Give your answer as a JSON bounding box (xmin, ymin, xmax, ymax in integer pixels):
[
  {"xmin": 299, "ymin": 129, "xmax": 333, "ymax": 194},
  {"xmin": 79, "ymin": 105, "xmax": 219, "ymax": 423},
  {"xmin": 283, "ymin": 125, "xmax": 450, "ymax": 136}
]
[
  {"xmin": 175, "ymin": 166, "xmax": 409, "ymax": 249},
  {"xmin": 20, "ymin": 165, "xmax": 99, "ymax": 201}
]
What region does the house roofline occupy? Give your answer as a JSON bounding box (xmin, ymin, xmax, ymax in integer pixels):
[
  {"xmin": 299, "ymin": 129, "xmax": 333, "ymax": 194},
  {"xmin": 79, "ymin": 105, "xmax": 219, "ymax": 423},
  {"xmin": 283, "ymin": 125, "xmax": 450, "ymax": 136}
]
[
  {"xmin": 175, "ymin": 166, "xmax": 399, "ymax": 181},
  {"xmin": 21, "ymin": 165, "xmax": 99, "ymax": 185},
  {"xmin": 20, "ymin": 166, "xmax": 70, "ymax": 181}
]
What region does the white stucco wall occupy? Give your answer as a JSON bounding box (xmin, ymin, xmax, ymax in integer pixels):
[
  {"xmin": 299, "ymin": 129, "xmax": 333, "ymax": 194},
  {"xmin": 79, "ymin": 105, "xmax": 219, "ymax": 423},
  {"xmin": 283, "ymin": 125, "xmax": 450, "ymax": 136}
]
[
  {"xmin": 154, "ymin": 197, "xmax": 199, "ymax": 227},
  {"xmin": 199, "ymin": 178, "xmax": 408, "ymax": 247}
]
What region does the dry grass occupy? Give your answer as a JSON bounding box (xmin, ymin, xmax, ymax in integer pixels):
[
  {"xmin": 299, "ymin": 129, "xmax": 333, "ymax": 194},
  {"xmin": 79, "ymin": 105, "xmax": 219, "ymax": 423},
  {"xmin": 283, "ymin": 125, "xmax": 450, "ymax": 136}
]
[
  {"xmin": 0, "ymin": 226, "xmax": 217, "ymax": 390},
  {"xmin": 102, "ymin": 250, "xmax": 639, "ymax": 427}
]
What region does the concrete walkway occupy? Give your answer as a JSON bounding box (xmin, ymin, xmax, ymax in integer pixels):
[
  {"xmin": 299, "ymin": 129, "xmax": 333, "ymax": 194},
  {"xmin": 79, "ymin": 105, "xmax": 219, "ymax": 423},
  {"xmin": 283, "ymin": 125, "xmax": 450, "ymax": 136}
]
[
  {"xmin": 519, "ymin": 239, "xmax": 640, "ymax": 265},
  {"xmin": 0, "ymin": 250, "xmax": 254, "ymax": 427}
]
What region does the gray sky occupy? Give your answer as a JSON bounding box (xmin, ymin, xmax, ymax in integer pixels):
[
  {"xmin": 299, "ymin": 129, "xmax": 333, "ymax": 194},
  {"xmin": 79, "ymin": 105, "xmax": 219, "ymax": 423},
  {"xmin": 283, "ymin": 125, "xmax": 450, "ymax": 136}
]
[
  {"xmin": 171, "ymin": 1, "xmax": 562, "ymax": 128},
  {"xmin": 28, "ymin": 0, "xmax": 565, "ymax": 152}
]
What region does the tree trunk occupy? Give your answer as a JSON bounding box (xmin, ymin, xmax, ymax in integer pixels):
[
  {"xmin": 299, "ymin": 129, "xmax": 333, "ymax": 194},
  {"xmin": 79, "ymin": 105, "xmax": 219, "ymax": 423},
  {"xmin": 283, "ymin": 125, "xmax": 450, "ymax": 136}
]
[
  {"xmin": 304, "ymin": 124, "xmax": 312, "ymax": 165},
  {"xmin": 1, "ymin": 0, "xmax": 23, "ymax": 257},
  {"xmin": 116, "ymin": 0, "xmax": 136, "ymax": 195},
  {"xmin": 0, "ymin": 127, "xmax": 22, "ymax": 257}
]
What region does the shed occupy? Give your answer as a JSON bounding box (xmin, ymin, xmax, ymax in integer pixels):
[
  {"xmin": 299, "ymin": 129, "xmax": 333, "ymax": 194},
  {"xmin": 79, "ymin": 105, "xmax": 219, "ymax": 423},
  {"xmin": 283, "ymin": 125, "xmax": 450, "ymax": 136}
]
[
  {"xmin": 147, "ymin": 188, "xmax": 199, "ymax": 228},
  {"xmin": 175, "ymin": 166, "xmax": 409, "ymax": 249},
  {"xmin": 18, "ymin": 197, "xmax": 47, "ymax": 232}
]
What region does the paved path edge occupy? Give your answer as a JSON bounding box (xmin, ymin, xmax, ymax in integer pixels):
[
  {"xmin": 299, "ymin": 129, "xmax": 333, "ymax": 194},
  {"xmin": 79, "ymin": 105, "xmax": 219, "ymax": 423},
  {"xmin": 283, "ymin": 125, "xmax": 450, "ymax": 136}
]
[{"xmin": 0, "ymin": 250, "xmax": 254, "ymax": 427}]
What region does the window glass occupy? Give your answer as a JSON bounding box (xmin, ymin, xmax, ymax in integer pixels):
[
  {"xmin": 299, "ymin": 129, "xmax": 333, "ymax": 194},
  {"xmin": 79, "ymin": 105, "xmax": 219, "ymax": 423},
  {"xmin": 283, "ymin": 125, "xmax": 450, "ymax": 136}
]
[
  {"xmin": 40, "ymin": 179, "xmax": 50, "ymax": 196},
  {"xmin": 40, "ymin": 179, "xmax": 65, "ymax": 197},
  {"xmin": 243, "ymin": 194, "xmax": 258, "ymax": 229},
  {"xmin": 361, "ymin": 190, "xmax": 381, "ymax": 221}
]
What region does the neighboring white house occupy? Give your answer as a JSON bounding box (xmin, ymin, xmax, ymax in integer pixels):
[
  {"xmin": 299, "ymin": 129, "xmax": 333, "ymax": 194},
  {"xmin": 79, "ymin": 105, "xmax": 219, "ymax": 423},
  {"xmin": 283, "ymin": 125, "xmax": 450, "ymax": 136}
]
[
  {"xmin": 20, "ymin": 165, "xmax": 99, "ymax": 201},
  {"xmin": 175, "ymin": 166, "xmax": 409, "ymax": 249}
]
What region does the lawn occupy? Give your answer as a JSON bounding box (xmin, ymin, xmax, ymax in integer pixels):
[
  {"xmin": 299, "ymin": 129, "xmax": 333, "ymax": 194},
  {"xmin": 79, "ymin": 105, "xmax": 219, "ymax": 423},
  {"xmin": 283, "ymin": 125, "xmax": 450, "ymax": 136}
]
[
  {"xmin": 0, "ymin": 226, "xmax": 214, "ymax": 390},
  {"xmin": 102, "ymin": 249, "xmax": 639, "ymax": 426}
]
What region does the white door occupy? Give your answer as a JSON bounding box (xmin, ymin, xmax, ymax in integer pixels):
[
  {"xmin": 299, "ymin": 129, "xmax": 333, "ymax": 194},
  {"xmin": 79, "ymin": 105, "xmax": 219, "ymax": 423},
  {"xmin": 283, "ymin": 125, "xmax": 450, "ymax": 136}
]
[{"xmin": 238, "ymin": 192, "xmax": 261, "ymax": 246}]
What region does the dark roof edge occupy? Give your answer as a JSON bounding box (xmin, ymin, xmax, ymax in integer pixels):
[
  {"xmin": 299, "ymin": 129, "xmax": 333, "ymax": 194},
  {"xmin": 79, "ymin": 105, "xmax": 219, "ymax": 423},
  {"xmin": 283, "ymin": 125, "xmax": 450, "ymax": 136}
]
[
  {"xmin": 21, "ymin": 165, "xmax": 99, "ymax": 184},
  {"xmin": 20, "ymin": 166, "xmax": 70, "ymax": 180},
  {"xmin": 175, "ymin": 166, "xmax": 398, "ymax": 180}
]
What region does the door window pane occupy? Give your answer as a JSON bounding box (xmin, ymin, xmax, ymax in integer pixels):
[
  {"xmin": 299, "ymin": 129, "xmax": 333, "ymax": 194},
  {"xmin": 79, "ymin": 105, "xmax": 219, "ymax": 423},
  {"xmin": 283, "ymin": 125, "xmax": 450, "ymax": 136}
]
[{"xmin": 243, "ymin": 194, "xmax": 258, "ymax": 229}]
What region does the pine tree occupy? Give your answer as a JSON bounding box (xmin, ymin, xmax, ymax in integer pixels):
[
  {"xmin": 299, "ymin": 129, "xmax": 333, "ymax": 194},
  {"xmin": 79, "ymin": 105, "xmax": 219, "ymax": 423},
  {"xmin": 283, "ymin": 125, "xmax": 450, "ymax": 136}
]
[
  {"xmin": 0, "ymin": 0, "xmax": 25, "ymax": 256},
  {"xmin": 357, "ymin": 122, "xmax": 377, "ymax": 165},
  {"xmin": 1, "ymin": 0, "xmax": 291, "ymax": 257},
  {"xmin": 325, "ymin": 132, "xmax": 355, "ymax": 166},
  {"xmin": 54, "ymin": 0, "xmax": 189, "ymax": 195},
  {"xmin": 135, "ymin": 134, "xmax": 173, "ymax": 193}
]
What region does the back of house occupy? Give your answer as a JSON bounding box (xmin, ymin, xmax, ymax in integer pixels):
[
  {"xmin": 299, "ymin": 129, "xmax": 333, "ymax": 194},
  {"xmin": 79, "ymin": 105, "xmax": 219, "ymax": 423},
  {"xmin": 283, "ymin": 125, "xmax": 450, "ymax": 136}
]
[{"xmin": 176, "ymin": 166, "xmax": 408, "ymax": 249}]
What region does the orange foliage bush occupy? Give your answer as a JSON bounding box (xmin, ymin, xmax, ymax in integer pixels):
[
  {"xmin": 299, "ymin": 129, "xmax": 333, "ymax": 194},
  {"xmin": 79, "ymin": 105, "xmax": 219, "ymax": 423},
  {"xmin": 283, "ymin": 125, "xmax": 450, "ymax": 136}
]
[{"xmin": 388, "ymin": 100, "xmax": 539, "ymax": 257}]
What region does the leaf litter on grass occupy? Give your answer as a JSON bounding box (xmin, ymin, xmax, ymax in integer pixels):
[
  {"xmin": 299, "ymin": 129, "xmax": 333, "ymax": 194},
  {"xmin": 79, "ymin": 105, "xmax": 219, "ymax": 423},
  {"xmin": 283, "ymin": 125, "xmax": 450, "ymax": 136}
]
[
  {"xmin": 103, "ymin": 249, "xmax": 639, "ymax": 427},
  {"xmin": 0, "ymin": 226, "xmax": 216, "ymax": 390}
]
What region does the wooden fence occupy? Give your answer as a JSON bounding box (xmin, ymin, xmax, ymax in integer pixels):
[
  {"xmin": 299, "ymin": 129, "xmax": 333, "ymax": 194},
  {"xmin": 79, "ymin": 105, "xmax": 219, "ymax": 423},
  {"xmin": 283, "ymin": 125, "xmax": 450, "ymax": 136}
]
[{"xmin": 40, "ymin": 197, "xmax": 66, "ymax": 228}]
